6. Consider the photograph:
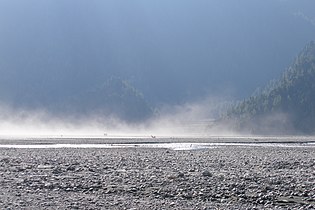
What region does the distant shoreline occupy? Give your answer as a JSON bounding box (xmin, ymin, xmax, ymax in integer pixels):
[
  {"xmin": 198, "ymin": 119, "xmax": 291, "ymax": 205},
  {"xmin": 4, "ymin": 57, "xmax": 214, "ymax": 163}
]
[{"xmin": 0, "ymin": 136, "xmax": 314, "ymax": 145}]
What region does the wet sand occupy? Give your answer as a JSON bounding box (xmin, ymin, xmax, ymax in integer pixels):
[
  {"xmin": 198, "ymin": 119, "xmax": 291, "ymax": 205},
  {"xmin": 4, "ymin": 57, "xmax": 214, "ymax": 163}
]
[{"xmin": 0, "ymin": 138, "xmax": 314, "ymax": 209}]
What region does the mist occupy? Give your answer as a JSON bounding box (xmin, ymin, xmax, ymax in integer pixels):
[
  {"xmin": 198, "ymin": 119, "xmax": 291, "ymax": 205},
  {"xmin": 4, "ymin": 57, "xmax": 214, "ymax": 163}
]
[
  {"xmin": 0, "ymin": 1, "xmax": 315, "ymax": 137},
  {"xmin": 0, "ymin": 95, "xmax": 239, "ymax": 137}
]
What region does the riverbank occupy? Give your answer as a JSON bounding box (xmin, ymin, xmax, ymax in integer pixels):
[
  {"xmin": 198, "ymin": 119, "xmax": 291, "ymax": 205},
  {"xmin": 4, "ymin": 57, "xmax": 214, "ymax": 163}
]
[
  {"xmin": 0, "ymin": 135, "xmax": 315, "ymax": 145},
  {"xmin": 0, "ymin": 144, "xmax": 314, "ymax": 209}
]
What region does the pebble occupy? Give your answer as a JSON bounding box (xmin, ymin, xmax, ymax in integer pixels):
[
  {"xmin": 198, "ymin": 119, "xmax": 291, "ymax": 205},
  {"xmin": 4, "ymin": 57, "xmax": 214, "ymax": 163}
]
[
  {"xmin": 202, "ymin": 170, "xmax": 212, "ymax": 177},
  {"xmin": 37, "ymin": 165, "xmax": 54, "ymax": 170},
  {"xmin": 0, "ymin": 145, "xmax": 314, "ymax": 209}
]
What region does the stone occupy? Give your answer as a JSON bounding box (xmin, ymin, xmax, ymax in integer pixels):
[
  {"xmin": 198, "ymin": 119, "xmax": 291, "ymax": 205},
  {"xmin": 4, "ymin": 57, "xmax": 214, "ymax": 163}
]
[
  {"xmin": 202, "ymin": 171, "xmax": 212, "ymax": 177},
  {"xmin": 178, "ymin": 172, "xmax": 185, "ymax": 178},
  {"xmin": 37, "ymin": 165, "xmax": 54, "ymax": 170}
]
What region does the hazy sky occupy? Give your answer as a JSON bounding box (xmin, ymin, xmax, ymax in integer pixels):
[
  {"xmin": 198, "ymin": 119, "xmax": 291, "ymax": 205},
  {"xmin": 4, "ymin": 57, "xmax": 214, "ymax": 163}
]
[{"xmin": 0, "ymin": 0, "xmax": 315, "ymax": 105}]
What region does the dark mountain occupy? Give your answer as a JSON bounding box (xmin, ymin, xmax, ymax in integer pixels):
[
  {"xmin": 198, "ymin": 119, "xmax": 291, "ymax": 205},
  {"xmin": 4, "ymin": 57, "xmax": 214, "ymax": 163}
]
[
  {"xmin": 224, "ymin": 41, "xmax": 315, "ymax": 134},
  {"xmin": 1, "ymin": 76, "xmax": 153, "ymax": 122},
  {"xmin": 59, "ymin": 77, "xmax": 154, "ymax": 122}
]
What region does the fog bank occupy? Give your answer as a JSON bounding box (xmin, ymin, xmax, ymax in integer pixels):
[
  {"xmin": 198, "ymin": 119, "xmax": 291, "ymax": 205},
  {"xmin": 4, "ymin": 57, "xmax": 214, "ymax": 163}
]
[{"xmin": 0, "ymin": 96, "xmax": 239, "ymax": 137}]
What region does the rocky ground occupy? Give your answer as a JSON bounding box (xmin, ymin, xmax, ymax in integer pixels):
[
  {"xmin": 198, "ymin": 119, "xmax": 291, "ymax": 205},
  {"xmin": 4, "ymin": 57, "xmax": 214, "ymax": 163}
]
[{"xmin": 0, "ymin": 145, "xmax": 315, "ymax": 209}]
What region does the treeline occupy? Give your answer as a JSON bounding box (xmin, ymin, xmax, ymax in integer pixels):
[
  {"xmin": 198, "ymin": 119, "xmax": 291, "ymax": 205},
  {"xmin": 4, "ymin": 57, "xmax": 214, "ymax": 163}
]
[{"xmin": 224, "ymin": 41, "xmax": 315, "ymax": 134}]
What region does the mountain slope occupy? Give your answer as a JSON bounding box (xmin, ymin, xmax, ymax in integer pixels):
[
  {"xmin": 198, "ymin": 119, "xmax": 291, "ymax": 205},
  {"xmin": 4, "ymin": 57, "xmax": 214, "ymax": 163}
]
[
  {"xmin": 60, "ymin": 77, "xmax": 153, "ymax": 122},
  {"xmin": 224, "ymin": 41, "xmax": 315, "ymax": 134}
]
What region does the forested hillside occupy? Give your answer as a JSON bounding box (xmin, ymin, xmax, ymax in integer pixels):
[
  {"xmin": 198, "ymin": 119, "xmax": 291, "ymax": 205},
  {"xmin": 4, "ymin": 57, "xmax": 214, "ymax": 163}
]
[{"xmin": 224, "ymin": 41, "xmax": 315, "ymax": 134}]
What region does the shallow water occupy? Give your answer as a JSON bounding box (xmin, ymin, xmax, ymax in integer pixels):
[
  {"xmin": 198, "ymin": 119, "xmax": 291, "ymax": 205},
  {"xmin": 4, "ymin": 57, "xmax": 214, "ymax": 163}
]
[{"xmin": 0, "ymin": 142, "xmax": 314, "ymax": 150}]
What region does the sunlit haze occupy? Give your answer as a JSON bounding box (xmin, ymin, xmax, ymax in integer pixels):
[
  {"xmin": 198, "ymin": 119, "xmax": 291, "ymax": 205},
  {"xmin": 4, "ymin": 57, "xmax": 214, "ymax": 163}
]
[{"xmin": 0, "ymin": 0, "xmax": 315, "ymax": 136}]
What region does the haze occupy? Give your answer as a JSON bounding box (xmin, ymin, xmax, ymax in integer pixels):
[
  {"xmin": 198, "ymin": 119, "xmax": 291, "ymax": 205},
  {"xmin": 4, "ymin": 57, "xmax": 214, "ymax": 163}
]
[{"xmin": 0, "ymin": 0, "xmax": 315, "ymax": 136}]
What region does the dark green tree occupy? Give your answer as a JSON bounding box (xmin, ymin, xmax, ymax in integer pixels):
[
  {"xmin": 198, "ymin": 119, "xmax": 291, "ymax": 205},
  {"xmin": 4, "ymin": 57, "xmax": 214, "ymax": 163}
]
[{"xmin": 224, "ymin": 41, "xmax": 315, "ymax": 134}]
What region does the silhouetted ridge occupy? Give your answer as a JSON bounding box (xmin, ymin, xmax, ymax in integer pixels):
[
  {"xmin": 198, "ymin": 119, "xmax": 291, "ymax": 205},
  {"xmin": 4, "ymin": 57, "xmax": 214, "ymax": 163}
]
[{"xmin": 63, "ymin": 77, "xmax": 153, "ymax": 122}]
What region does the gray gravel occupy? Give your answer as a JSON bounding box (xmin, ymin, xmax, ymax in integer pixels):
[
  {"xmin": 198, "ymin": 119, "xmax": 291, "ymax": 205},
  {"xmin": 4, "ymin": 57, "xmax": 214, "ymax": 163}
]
[{"xmin": 0, "ymin": 146, "xmax": 315, "ymax": 209}]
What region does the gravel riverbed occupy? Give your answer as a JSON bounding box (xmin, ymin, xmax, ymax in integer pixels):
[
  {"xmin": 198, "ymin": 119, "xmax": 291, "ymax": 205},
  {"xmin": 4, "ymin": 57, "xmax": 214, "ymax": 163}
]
[{"xmin": 0, "ymin": 145, "xmax": 315, "ymax": 209}]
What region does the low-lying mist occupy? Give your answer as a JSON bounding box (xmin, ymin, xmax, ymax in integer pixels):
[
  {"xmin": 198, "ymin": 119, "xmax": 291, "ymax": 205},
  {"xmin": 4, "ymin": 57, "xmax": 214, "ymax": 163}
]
[
  {"xmin": 0, "ymin": 96, "xmax": 241, "ymax": 138},
  {"xmin": 0, "ymin": 96, "xmax": 303, "ymax": 138},
  {"xmin": 218, "ymin": 112, "xmax": 297, "ymax": 136}
]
